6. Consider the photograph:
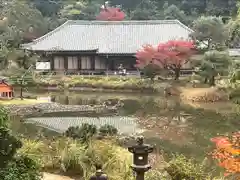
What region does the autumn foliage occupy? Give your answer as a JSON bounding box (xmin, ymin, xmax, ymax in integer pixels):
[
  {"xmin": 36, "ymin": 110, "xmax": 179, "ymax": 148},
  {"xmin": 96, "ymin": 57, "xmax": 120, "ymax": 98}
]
[
  {"xmin": 136, "ymin": 40, "xmax": 195, "ymax": 79},
  {"xmin": 96, "ymin": 7, "xmax": 125, "ymax": 21},
  {"xmin": 211, "ymin": 131, "xmax": 240, "ymax": 177}
]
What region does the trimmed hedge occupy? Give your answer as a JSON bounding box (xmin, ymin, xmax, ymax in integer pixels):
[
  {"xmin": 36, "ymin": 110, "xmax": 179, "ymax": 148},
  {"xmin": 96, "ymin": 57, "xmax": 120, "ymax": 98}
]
[{"xmin": 36, "ymin": 76, "xmax": 158, "ymax": 92}]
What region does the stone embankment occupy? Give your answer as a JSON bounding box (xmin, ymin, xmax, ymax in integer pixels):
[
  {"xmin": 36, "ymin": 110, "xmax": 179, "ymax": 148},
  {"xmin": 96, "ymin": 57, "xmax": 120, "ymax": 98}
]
[{"xmin": 5, "ymin": 102, "xmax": 119, "ymax": 116}]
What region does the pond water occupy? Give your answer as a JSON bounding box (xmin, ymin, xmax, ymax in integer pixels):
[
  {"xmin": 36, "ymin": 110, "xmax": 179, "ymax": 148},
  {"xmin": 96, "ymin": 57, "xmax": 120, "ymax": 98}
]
[{"xmin": 10, "ymin": 90, "xmax": 240, "ymax": 162}]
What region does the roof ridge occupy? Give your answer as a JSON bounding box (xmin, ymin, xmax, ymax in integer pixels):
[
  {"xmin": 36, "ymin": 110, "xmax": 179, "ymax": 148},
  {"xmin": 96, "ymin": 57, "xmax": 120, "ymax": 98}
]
[
  {"xmin": 67, "ymin": 19, "xmax": 182, "ymax": 25},
  {"xmin": 21, "ymin": 20, "xmax": 71, "ymax": 48}
]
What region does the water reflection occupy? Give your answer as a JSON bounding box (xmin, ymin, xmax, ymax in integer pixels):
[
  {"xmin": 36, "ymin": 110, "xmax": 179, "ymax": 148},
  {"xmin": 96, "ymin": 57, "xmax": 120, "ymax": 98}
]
[
  {"xmin": 10, "ymin": 91, "xmax": 240, "ymax": 161},
  {"xmin": 25, "ymin": 116, "xmax": 142, "ymax": 135}
]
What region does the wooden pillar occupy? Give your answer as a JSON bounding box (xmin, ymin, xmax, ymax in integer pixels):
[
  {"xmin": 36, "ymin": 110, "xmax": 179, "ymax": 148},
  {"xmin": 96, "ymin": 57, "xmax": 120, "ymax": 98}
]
[
  {"xmin": 90, "ymin": 55, "xmax": 95, "ymax": 70},
  {"xmin": 77, "ymin": 56, "xmax": 81, "ymax": 70},
  {"xmin": 111, "ymin": 59, "xmax": 114, "ymax": 71},
  {"xmin": 64, "ymin": 56, "xmax": 68, "ymax": 71},
  {"xmin": 50, "ymin": 56, "xmax": 54, "ymax": 71}
]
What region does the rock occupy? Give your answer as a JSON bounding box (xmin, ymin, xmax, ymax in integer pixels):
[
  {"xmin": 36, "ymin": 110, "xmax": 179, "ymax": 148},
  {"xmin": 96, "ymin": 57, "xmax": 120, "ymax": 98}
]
[{"xmin": 5, "ymin": 102, "xmax": 119, "ymax": 117}]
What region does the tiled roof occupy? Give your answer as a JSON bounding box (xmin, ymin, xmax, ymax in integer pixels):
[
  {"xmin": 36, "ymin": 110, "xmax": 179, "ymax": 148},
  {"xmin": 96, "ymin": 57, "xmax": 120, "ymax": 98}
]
[{"xmin": 21, "ymin": 20, "xmax": 193, "ymax": 54}]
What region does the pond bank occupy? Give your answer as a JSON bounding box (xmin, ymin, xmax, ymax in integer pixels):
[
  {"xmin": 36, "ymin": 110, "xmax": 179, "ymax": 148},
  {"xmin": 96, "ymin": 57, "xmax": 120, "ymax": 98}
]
[
  {"xmin": 5, "ymin": 102, "xmax": 120, "ymax": 116},
  {"xmin": 34, "ymin": 86, "xmax": 161, "ymax": 93}
]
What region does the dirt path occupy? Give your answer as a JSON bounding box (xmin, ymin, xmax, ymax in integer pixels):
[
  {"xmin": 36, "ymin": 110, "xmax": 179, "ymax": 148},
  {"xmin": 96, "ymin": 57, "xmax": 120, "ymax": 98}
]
[{"xmin": 43, "ymin": 173, "xmax": 74, "ymax": 180}]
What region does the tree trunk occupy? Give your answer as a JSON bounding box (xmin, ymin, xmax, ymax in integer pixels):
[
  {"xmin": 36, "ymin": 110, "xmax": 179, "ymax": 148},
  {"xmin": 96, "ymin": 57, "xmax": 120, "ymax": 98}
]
[
  {"xmin": 20, "ymin": 87, "xmax": 23, "ymax": 100},
  {"xmin": 150, "ymin": 76, "xmax": 154, "ymax": 82},
  {"xmin": 209, "ymin": 75, "xmax": 215, "ymax": 86},
  {"xmin": 204, "ymin": 77, "xmax": 208, "ymax": 84},
  {"xmin": 20, "ymin": 79, "xmax": 23, "ymax": 100},
  {"xmin": 174, "ymin": 68, "xmax": 180, "ymax": 80}
]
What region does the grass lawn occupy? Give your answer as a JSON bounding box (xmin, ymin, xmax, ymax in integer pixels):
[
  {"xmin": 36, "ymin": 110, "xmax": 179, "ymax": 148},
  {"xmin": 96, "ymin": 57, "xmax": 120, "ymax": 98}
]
[{"xmin": 0, "ymin": 98, "xmax": 49, "ymax": 105}]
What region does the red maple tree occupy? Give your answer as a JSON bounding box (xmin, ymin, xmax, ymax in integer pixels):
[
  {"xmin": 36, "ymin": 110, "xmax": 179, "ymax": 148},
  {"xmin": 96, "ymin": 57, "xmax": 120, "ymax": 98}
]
[
  {"xmin": 96, "ymin": 7, "xmax": 125, "ymax": 21},
  {"xmin": 136, "ymin": 40, "xmax": 195, "ymax": 80}
]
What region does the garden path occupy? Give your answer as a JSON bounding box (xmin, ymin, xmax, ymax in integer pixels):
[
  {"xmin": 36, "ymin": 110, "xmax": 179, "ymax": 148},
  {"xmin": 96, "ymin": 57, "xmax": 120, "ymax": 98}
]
[{"xmin": 42, "ymin": 173, "xmax": 75, "ymax": 180}]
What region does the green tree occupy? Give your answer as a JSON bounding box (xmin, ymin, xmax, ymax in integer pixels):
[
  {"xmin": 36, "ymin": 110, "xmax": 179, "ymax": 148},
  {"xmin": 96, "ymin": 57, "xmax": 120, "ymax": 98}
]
[
  {"xmin": 205, "ymin": 0, "xmax": 237, "ymax": 17},
  {"xmin": 129, "ymin": 0, "xmax": 162, "ymax": 20},
  {"xmin": 8, "ymin": 68, "xmax": 34, "ymax": 100},
  {"xmin": 28, "ymin": 0, "xmax": 62, "ymax": 17},
  {"xmin": 229, "ymin": 59, "xmax": 240, "ymax": 83},
  {"xmin": 198, "ymin": 50, "xmax": 230, "ymax": 86},
  {"xmin": 163, "ymin": 3, "xmax": 189, "ymax": 24},
  {"xmin": 0, "ymin": 45, "xmax": 10, "ymax": 69},
  {"xmin": 191, "ymin": 16, "xmax": 228, "ymax": 51},
  {"xmin": 0, "ymin": 0, "xmax": 49, "ymax": 45},
  {"xmin": 0, "ymin": 0, "xmax": 48, "ymax": 71},
  {"xmin": 60, "ymin": 0, "xmax": 103, "ymax": 20},
  {"xmin": 227, "ymin": 7, "xmax": 240, "ymax": 48}
]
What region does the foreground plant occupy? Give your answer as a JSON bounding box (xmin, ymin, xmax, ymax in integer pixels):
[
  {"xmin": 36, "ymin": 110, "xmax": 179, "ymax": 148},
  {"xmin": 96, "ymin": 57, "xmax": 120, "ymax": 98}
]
[
  {"xmin": 211, "ymin": 131, "xmax": 240, "ymax": 177},
  {"xmin": 164, "ymin": 154, "xmax": 208, "ymax": 180},
  {"xmin": 0, "ymin": 106, "xmax": 41, "ymax": 180}
]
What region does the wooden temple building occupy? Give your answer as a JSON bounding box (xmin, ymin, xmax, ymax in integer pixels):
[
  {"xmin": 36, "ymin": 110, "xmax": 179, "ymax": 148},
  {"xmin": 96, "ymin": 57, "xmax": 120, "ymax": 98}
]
[
  {"xmin": 0, "ymin": 79, "xmax": 14, "ymax": 99},
  {"xmin": 21, "ymin": 20, "xmax": 193, "ymax": 75}
]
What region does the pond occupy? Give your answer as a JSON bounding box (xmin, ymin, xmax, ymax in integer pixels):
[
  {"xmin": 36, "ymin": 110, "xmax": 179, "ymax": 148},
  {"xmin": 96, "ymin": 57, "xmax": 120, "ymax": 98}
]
[{"xmin": 10, "ymin": 90, "xmax": 240, "ymax": 162}]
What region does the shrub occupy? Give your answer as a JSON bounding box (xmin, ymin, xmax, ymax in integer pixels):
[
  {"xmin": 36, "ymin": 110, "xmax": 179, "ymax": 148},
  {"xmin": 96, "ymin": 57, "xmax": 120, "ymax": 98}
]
[
  {"xmin": 229, "ymin": 88, "xmax": 240, "ymax": 99},
  {"xmin": 0, "ymin": 106, "xmax": 9, "ymax": 127},
  {"xmin": 19, "ymin": 137, "xmax": 133, "ymax": 179},
  {"xmin": 165, "ymin": 154, "xmax": 208, "ymax": 180},
  {"xmin": 145, "ymin": 169, "xmax": 171, "ymax": 180},
  {"xmin": 99, "ymin": 124, "xmax": 118, "ymax": 136},
  {"xmin": 0, "ymin": 155, "xmax": 42, "ymax": 180},
  {"xmin": 0, "ymin": 127, "xmax": 22, "ymax": 168},
  {"xmin": 37, "ymin": 76, "xmax": 157, "ymax": 92},
  {"xmin": 231, "ymin": 98, "xmax": 240, "ymax": 104},
  {"xmin": 0, "ymin": 106, "xmax": 41, "ymax": 180},
  {"xmin": 17, "ymin": 139, "xmax": 48, "ymax": 168},
  {"xmin": 229, "ymin": 88, "xmax": 240, "ymax": 104},
  {"xmin": 65, "ymin": 124, "xmax": 97, "ymax": 143},
  {"xmin": 0, "ymin": 107, "xmax": 22, "ymax": 168},
  {"xmin": 142, "ymin": 64, "xmax": 160, "ymax": 80}
]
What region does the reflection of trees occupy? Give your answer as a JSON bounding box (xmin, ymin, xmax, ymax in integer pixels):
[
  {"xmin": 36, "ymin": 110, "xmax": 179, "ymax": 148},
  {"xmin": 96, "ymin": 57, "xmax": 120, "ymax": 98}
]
[
  {"xmin": 136, "ymin": 96, "xmax": 191, "ymax": 138},
  {"xmin": 135, "ymin": 97, "xmax": 192, "ymax": 146}
]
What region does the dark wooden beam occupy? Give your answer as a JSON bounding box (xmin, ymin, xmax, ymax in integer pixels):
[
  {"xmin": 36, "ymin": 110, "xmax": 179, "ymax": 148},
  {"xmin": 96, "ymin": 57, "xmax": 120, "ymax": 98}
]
[
  {"xmin": 91, "ymin": 55, "xmax": 95, "ymax": 70},
  {"xmin": 78, "ymin": 56, "xmax": 81, "ymax": 70},
  {"xmin": 64, "ymin": 56, "xmax": 68, "ymax": 70},
  {"xmin": 50, "ymin": 55, "xmax": 54, "ymax": 71}
]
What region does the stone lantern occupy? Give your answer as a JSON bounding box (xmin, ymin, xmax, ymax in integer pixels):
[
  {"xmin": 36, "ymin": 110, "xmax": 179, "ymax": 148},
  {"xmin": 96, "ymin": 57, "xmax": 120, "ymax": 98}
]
[{"xmin": 128, "ymin": 136, "xmax": 153, "ymax": 180}]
